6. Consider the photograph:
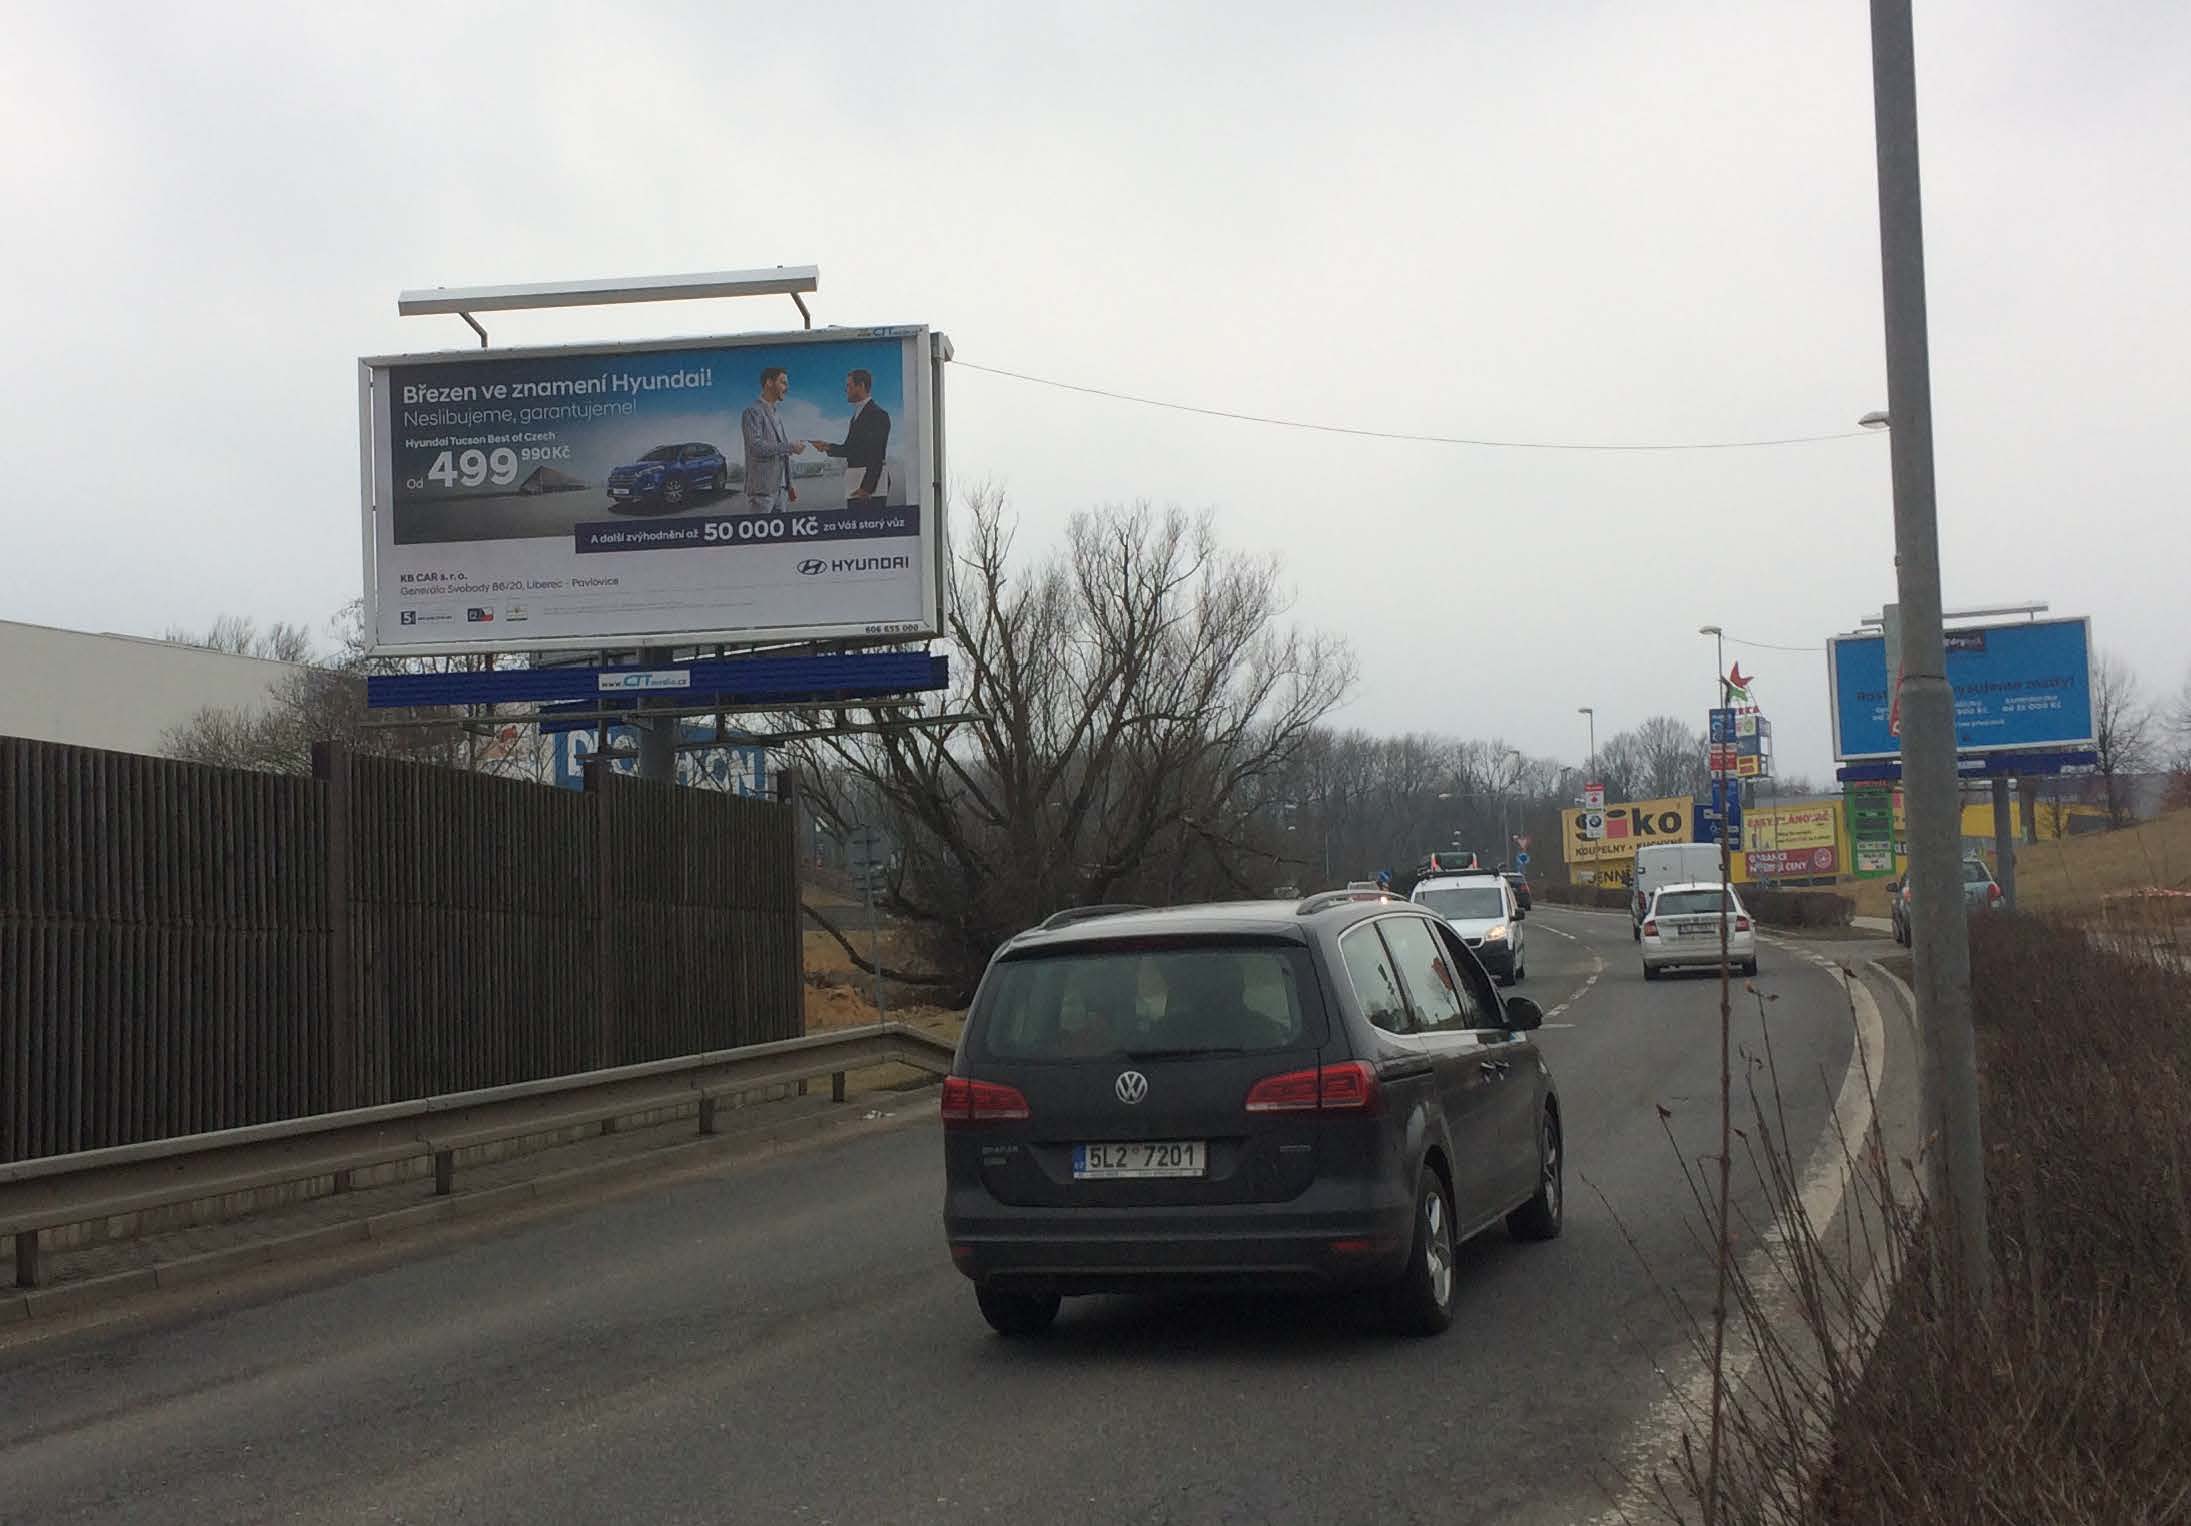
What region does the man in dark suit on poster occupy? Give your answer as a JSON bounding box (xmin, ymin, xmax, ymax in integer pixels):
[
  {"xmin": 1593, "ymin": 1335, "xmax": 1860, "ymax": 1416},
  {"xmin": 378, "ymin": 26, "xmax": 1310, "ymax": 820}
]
[{"xmin": 809, "ymin": 369, "xmax": 891, "ymax": 509}]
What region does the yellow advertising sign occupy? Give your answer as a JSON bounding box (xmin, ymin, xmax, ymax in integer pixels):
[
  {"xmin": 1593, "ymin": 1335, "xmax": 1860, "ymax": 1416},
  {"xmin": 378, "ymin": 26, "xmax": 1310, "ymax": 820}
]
[
  {"xmin": 1560, "ymin": 796, "xmax": 1694, "ymax": 865},
  {"xmin": 1747, "ymin": 803, "xmax": 1838, "ymax": 855}
]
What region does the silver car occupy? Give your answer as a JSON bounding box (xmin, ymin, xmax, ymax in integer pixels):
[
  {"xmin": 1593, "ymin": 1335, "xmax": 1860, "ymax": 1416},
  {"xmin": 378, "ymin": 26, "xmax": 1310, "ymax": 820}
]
[
  {"xmin": 1890, "ymin": 857, "xmax": 2002, "ymax": 945},
  {"xmin": 1641, "ymin": 882, "xmax": 1758, "ymax": 979}
]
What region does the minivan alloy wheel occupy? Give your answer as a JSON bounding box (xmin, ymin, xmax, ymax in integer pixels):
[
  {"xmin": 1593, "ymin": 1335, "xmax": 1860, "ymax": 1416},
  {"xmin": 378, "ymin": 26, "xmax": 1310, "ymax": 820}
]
[{"xmin": 1423, "ymin": 1189, "xmax": 1452, "ymax": 1308}]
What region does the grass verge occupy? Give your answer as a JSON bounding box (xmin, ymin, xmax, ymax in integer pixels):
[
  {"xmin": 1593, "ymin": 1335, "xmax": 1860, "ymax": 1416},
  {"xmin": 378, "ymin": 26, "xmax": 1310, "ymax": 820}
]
[{"xmin": 1626, "ymin": 913, "xmax": 2190, "ymax": 1523}]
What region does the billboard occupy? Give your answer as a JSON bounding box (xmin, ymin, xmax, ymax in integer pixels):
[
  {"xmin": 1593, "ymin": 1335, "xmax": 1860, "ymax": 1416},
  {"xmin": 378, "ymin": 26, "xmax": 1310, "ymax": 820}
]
[
  {"xmin": 549, "ymin": 725, "xmax": 769, "ymax": 794},
  {"xmin": 1746, "ymin": 801, "xmax": 1838, "ymax": 855},
  {"xmin": 1827, "ymin": 616, "xmax": 2094, "ymax": 761},
  {"xmin": 1561, "ymin": 795, "xmax": 1695, "ymax": 864},
  {"xmin": 1709, "ymin": 706, "xmax": 1773, "ymax": 778},
  {"xmin": 359, "ymin": 327, "xmax": 944, "ymax": 655}
]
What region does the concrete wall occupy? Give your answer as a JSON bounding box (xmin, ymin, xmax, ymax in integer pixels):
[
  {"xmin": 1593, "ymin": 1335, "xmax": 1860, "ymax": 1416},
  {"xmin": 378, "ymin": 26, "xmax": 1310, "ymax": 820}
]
[{"xmin": 0, "ymin": 619, "xmax": 304, "ymax": 757}]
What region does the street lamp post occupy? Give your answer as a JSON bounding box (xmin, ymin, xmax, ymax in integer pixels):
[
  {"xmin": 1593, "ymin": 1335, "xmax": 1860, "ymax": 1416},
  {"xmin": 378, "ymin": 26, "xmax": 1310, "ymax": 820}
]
[
  {"xmin": 1499, "ymin": 748, "xmax": 1522, "ymax": 869},
  {"xmin": 1868, "ymin": 0, "xmax": 1989, "ymax": 1300}
]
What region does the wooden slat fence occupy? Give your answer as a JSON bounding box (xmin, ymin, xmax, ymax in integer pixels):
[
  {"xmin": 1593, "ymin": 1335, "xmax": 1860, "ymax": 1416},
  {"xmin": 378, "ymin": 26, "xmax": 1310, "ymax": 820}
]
[{"xmin": 0, "ymin": 736, "xmax": 802, "ymax": 1163}]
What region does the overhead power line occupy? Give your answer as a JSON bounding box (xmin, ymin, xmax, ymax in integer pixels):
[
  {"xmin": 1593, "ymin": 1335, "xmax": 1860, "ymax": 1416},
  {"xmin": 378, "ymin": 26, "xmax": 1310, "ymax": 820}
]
[
  {"xmin": 954, "ymin": 360, "xmax": 1881, "ymax": 454},
  {"xmin": 1724, "ymin": 634, "xmax": 1827, "ymax": 654}
]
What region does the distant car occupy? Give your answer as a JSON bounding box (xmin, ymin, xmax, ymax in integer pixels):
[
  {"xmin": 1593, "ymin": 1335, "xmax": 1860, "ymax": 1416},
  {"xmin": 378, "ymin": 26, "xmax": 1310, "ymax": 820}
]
[
  {"xmin": 605, "ymin": 442, "xmax": 730, "ymax": 508},
  {"xmin": 1889, "ymin": 858, "xmax": 2002, "ymax": 945},
  {"xmin": 1412, "ymin": 870, "xmax": 1528, "ymax": 985},
  {"xmin": 1641, "ymin": 882, "xmax": 1758, "ymax": 979},
  {"xmin": 943, "ymin": 895, "xmax": 1563, "ymax": 1338},
  {"xmin": 1501, "ymin": 870, "xmax": 1533, "ymax": 912}
]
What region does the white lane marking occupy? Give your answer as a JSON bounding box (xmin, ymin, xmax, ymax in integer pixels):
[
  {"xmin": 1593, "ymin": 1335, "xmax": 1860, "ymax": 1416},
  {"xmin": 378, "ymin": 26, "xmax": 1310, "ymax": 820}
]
[
  {"xmin": 1520, "ymin": 910, "xmax": 1607, "ymax": 1017},
  {"xmin": 1588, "ymin": 962, "xmax": 1890, "ymax": 1525},
  {"xmin": 1539, "ymin": 1023, "xmax": 1577, "ymax": 1030}
]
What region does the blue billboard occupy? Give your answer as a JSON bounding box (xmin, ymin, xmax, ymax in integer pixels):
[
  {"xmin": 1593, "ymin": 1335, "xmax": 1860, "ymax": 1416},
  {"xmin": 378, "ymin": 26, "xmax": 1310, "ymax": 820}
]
[{"xmin": 1828, "ymin": 616, "xmax": 2094, "ymax": 761}]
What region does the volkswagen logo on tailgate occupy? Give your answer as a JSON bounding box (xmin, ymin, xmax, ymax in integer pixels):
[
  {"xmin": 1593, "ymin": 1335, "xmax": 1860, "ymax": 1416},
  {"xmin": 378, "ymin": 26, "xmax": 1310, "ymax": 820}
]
[{"xmin": 1114, "ymin": 1070, "xmax": 1149, "ymax": 1105}]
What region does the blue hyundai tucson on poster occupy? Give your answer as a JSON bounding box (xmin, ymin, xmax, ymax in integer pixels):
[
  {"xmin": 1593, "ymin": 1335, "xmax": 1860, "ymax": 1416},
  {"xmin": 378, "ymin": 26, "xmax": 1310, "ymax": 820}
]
[{"xmin": 605, "ymin": 442, "xmax": 730, "ymax": 508}]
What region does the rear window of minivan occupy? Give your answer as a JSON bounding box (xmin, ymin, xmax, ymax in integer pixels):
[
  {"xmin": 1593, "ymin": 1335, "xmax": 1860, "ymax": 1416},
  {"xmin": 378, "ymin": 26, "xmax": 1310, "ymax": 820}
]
[{"xmin": 974, "ymin": 943, "xmax": 1324, "ymax": 1062}]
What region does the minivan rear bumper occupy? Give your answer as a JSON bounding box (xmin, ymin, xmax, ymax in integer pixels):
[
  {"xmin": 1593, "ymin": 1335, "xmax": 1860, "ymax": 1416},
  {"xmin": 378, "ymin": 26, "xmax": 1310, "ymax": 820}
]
[{"xmin": 946, "ymin": 1181, "xmax": 1416, "ymax": 1294}]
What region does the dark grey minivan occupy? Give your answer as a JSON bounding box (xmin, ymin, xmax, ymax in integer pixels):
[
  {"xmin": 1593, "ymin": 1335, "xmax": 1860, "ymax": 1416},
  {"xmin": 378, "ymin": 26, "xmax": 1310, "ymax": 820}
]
[{"xmin": 942, "ymin": 892, "xmax": 1564, "ymax": 1337}]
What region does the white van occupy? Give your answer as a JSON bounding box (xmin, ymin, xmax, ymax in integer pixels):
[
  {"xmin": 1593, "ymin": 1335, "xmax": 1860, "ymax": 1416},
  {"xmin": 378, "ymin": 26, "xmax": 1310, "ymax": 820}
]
[{"xmin": 1631, "ymin": 842, "xmax": 1724, "ymax": 939}]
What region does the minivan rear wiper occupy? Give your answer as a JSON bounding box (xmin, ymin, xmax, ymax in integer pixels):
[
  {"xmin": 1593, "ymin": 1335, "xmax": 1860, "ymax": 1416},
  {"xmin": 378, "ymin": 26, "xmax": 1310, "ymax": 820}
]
[
  {"xmin": 1121, "ymin": 1039, "xmax": 1262, "ymax": 1061},
  {"xmin": 1122, "ymin": 1045, "xmax": 1247, "ymax": 1060}
]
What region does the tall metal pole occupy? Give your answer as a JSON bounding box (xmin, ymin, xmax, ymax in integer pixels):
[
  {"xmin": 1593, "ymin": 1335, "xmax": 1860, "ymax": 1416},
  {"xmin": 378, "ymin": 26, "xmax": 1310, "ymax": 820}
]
[
  {"xmin": 635, "ymin": 646, "xmax": 676, "ymax": 785},
  {"xmin": 1869, "ymin": 0, "xmax": 1990, "ymax": 1299},
  {"xmin": 1705, "ymin": 622, "xmax": 1735, "ymax": 1515}
]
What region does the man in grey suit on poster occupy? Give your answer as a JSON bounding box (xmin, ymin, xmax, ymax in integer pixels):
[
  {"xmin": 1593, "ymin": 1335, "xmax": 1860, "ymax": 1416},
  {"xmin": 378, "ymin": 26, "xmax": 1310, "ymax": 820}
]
[{"xmin": 740, "ymin": 366, "xmax": 806, "ymax": 511}]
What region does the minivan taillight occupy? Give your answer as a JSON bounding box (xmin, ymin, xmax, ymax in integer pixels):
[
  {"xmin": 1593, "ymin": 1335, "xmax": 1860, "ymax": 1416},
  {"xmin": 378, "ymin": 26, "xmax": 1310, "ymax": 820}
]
[
  {"xmin": 1315, "ymin": 1061, "xmax": 1379, "ymax": 1111},
  {"xmin": 1243, "ymin": 1068, "xmax": 1320, "ymax": 1112},
  {"xmin": 1244, "ymin": 1060, "xmax": 1381, "ymax": 1115},
  {"xmin": 1734, "ymin": 916, "xmax": 1751, "ymax": 932},
  {"xmin": 1986, "ymin": 883, "xmax": 2002, "ymax": 904},
  {"xmin": 940, "ymin": 1076, "xmax": 1031, "ymax": 1126},
  {"xmin": 1641, "ymin": 919, "xmax": 1658, "ymax": 937}
]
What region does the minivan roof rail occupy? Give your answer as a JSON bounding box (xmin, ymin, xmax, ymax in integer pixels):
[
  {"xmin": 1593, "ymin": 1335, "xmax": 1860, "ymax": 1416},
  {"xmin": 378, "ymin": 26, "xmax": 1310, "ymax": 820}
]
[
  {"xmin": 1037, "ymin": 903, "xmax": 1150, "ymax": 932},
  {"xmin": 1295, "ymin": 889, "xmax": 1403, "ymax": 917}
]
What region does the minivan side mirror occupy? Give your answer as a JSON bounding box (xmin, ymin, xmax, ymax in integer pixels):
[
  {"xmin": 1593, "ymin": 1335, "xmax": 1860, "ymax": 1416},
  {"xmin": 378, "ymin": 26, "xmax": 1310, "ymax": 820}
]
[
  {"xmin": 1501, "ymin": 995, "xmax": 1545, "ymax": 1031},
  {"xmin": 1514, "ymin": 906, "xmax": 1527, "ymax": 921},
  {"xmin": 1886, "ymin": 878, "xmax": 1901, "ymax": 893}
]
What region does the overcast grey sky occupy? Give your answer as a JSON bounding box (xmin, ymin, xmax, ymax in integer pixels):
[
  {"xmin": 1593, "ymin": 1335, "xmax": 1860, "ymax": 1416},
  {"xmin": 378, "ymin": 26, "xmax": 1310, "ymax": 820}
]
[{"xmin": 3, "ymin": 0, "xmax": 2184, "ymax": 782}]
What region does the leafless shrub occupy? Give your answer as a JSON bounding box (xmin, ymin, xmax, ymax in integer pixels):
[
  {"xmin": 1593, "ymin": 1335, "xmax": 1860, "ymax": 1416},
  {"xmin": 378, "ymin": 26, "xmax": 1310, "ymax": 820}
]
[{"xmin": 1618, "ymin": 915, "xmax": 2191, "ymax": 1524}]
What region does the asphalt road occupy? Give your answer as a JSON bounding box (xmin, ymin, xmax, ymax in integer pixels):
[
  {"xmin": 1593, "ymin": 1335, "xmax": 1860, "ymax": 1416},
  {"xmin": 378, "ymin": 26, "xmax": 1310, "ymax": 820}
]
[{"xmin": 0, "ymin": 910, "xmax": 1869, "ymax": 1526}]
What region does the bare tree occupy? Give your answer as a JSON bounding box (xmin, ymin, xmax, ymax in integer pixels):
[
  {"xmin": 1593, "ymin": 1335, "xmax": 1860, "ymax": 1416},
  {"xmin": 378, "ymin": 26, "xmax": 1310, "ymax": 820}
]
[
  {"xmin": 162, "ymin": 600, "xmax": 471, "ymax": 774},
  {"xmin": 2090, "ymin": 651, "xmax": 2156, "ymax": 827},
  {"xmin": 791, "ymin": 494, "xmax": 1354, "ymax": 992},
  {"xmin": 1631, "ymin": 714, "xmax": 1708, "ymax": 800},
  {"xmin": 2162, "ymin": 666, "xmax": 2191, "ymax": 812},
  {"xmin": 164, "ymin": 614, "xmax": 318, "ymax": 664}
]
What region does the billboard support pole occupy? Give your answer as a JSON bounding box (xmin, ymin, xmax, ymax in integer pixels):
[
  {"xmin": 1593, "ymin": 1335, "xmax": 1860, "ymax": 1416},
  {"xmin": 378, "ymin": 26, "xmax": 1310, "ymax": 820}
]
[
  {"xmin": 635, "ymin": 647, "xmax": 676, "ymax": 785},
  {"xmin": 1869, "ymin": 0, "xmax": 1990, "ymax": 1302},
  {"xmin": 1991, "ymin": 777, "xmax": 2017, "ymax": 911}
]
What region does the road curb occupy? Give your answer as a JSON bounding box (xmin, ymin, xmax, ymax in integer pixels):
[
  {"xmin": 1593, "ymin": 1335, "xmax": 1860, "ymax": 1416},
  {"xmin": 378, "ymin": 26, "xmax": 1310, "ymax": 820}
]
[{"xmin": 11, "ymin": 1083, "xmax": 945, "ymax": 1325}]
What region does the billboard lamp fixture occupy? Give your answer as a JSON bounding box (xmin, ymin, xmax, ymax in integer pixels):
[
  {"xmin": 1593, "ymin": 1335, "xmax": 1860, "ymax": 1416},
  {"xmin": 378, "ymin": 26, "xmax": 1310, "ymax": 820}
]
[
  {"xmin": 1859, "ymin": 601, "xmax": 2049, "ymax": 627},
  {"xmin": 396, "ymin": 265, "xmax": 824, "ymax": 346}
]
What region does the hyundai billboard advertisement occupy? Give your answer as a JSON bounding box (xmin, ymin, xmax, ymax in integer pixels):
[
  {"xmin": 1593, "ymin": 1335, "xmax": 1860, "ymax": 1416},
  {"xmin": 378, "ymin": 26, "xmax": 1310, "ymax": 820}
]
[
  {"xmin": 1827, "ymin": 615, "xmax": 2095, "ymax": 761},
  {"xmin": 359, "ymin": 326, "xmax": 944, "ymax": 654}
]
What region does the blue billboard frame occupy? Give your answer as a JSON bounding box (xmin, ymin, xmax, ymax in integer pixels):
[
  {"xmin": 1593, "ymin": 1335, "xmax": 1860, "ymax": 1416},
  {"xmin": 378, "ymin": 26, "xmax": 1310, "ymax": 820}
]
[
  {"xmin": 365, "ymin": 649, "xmax": 947, "ymax": 710},
  {"xmin": 1826, "ymin": 616, "xmax": 2094, "ymax": 762}
]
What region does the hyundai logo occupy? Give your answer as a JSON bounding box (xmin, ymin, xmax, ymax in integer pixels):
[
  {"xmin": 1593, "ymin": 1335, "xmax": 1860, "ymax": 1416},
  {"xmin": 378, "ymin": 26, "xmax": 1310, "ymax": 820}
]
[
  {"xmin": 1114, "ymin": 1071, "xmax": 1148, "ymax": 1105},
  {"xmin": 797, "ymin": 558, "xmax": 827, "ymax": 576}
]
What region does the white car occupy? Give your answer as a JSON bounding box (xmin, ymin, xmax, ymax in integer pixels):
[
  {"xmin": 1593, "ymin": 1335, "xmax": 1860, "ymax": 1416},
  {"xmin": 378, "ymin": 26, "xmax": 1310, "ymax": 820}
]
[
  {"xmin": 1640, "ymin": 882, "xmax": 1758, "ymax": 980},
  {"xmin": 1411, "ymin": 870, "xmax": 1527, "ymax": 985}
]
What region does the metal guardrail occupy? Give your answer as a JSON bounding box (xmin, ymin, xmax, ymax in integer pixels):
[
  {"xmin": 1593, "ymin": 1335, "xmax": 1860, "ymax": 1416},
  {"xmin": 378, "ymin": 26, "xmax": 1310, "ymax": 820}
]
[{"xmin": 2, "ymin": 1022, "xmax": 958, "ymax": 1289}]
